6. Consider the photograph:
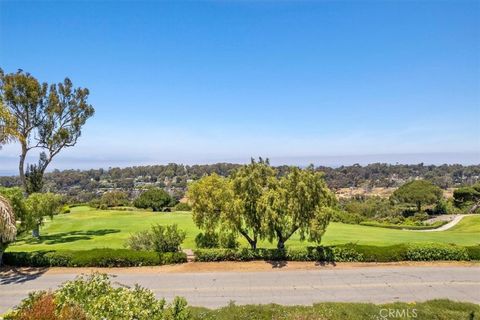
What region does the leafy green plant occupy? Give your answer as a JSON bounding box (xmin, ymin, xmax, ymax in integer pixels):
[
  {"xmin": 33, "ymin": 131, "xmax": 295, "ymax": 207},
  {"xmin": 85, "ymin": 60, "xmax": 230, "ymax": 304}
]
[
  {"xmin": 195, "ymin": 232, "xmax": 239, "ymax": 249},
  {"xmin": 406, "ymin": 243, "xmax": 469, "ymax": 261},
  {"xmin": 173, "ymin": 202, "xmax": 192, "ymax": 211},
  {"xmin": 195, "ymin": 232, "xmax": 219, "ymax": 249},
  {"xmin": 134, "ymin": 188, "xmax": 173, "ymax": 211},
  {"xmin": 125, "ymin": 230, "xmax": 155, "ymax": 251},
  {"xmin": 125, "ymin": 224, "xmax": 186, "ymax": 253},
  {"xmin": 3, "ymin": 273, "xmax": 190, "ymax": 320}
]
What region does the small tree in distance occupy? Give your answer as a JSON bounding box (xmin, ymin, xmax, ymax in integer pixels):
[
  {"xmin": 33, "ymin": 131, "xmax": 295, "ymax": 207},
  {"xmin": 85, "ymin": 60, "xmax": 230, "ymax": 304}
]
[
  {"xmin": 100, "ymin": 191, "xmax": 129, "ymax": 208},
  {"xmin": 391, "ymin": 180, "xmax": 443, "ymax": 213},
  {"xmin": 453, "ymin": 183, "xmax": 480, "ymax": 213},
  {"xmin": 25, "ymin": 193, "xmax": 63, "ymax": 238},
  {"xmin": 134, "ymin": 188, "xmax": 173, "ymax": 212}
]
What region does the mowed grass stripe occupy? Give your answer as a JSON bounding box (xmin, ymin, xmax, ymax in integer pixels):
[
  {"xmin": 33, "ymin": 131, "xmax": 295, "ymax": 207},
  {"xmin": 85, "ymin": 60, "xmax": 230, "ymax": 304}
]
[{"xmin": 8, "ymin": 207, "xmax": 480, "ymax": 252}]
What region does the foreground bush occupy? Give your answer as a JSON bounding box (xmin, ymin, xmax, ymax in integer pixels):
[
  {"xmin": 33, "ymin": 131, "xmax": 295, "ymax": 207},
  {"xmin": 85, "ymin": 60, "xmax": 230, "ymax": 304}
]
[
  {"xmin": 125, "ymin": 224, "xmax": 186, "ymax": 253},
  {"xmin": 4, "ymin": 249, "xmax": 187, "ymax": 267},
  {"xmin": 194, "ymin": 243, "xmax": 480, "ymax": 263},
  {"xmin": 4, "ymin": 273, "xmax": 189, "ymax": 320},
  {"xmin": 6, "ymin": 276, "xmax": 478, "ymax": 320}
]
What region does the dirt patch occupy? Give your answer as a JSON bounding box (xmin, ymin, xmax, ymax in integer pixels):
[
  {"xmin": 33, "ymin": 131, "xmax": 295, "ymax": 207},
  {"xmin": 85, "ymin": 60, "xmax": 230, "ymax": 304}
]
[{"xmin": 2, "ymin": 261, "xmax": 479, "ymax": 275}]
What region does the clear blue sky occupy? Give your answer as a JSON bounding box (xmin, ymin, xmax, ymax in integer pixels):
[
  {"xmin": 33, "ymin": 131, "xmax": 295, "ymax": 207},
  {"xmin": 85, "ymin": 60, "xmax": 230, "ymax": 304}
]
[{"xmin": 0, "ymin": 1, "xmax": 479, "ymax": 172}]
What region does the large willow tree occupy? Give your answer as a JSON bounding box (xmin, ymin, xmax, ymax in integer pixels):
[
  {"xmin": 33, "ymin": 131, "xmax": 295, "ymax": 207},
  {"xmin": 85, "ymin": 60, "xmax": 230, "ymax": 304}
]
[
  {"xmin": 0, "ymin": 195, "xmax": 16, "ymax": 265},
  {"xmin": 188, "ymin": 160, "xmax": 337, "ymax": 250}
]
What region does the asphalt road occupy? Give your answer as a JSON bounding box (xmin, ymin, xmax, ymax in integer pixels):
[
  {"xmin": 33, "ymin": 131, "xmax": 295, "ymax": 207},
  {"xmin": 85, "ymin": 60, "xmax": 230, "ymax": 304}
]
[{"xmin": 1, "ymin": 265, "xmax": 479, "ymax": 314}]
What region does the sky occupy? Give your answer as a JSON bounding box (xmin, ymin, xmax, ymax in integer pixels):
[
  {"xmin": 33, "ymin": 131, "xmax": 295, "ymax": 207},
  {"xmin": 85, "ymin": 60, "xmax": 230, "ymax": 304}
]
[{"xmin": 0, "ymin": 0, "xmax": 479, "ymax": 174}]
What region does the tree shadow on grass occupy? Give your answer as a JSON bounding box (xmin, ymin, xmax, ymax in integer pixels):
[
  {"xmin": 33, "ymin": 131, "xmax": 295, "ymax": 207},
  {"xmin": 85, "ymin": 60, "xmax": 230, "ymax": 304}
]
[
  {"xmin": 0, "ymin": 267, "xmax": 48, "ymax": 285},
  {"xmin": 21, "ymin": 229, "xmax": 121, "ymax": 245},
  {"xmin": 314, "ymin": 261, "xmax": 337, "ymax": 267}
]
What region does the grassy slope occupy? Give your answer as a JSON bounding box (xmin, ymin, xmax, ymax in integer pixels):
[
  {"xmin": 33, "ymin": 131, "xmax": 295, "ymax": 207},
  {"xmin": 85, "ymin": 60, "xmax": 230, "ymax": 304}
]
[{"xmin": 8, "ymin": 207, "xmax": 480, "ymax": 252}]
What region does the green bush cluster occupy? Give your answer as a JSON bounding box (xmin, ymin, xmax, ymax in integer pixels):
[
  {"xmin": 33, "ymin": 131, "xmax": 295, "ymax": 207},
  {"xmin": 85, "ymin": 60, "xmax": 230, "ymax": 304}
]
[
  {"xmin": 4, "ymin": 249, "xmax": 187, "ymax": 267},
  {"xmin": 466, "ymin": 246, "xmax": 480, "ymax": 260},
  {"xmin": 90, "ymin": 191, "xmax": 130, "ymax": 210},
  {"xmin": 134, "ymin": 188, "xmax": 174, "ymax": 211},
  {"xmin": 405, "ymin": 244, "xmax": 469, "ymax": 261},
  {"xmin": 125, "ymin": 224, "xmax": 186, "ymax": 253},
  {"xmin": 173, "ymin": 202, "xmax": 192, "ymax": 211},
  {"xmin": 359, "ymin": 220, "xmax": 448, "ymax": 230},
  {"xmin": 330, "ymin": 210, "xmax": 364, "ymax": 224},
  {"xmin": 194, "ymin": 243, "xmax": 480, "ymax": 263}
]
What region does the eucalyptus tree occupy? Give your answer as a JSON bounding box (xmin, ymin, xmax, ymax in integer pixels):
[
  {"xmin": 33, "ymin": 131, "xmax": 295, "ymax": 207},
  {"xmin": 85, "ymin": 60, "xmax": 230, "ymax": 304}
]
[
  {"xmin": 0, "ymin": 69, "xmax": 95, "ymax": 193},
  {"xmin": 0, "ymin": 101, "xmax": 17, "ymax": 147}
]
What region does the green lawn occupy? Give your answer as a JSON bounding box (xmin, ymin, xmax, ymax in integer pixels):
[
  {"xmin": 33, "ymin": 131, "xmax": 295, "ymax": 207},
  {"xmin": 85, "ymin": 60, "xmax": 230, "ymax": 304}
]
[{"xmin": 7, "ymin": 206, "xmax": 480, "ymax": 252}]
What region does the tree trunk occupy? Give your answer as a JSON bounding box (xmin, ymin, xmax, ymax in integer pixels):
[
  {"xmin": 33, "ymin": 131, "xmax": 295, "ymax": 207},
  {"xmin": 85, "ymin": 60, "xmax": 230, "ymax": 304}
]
[
  {"xmin": 19, "ymin": 142, "xmax": 27, "ymax": 191},
  {"xmin": 416, "ymin": 201, "xmax": 422, "ymax": 212},
  {"xmin": 0, "ymin": 243, "xmax": 5, "ymax": 267},
  {"xmin": 32, "ymin": 224, "xmax": 40, "ymax": 238},
  {"xmin": 276, "ymin": 227, "xmax": 298, "ymax": 250},
  {"xmin": 239, "ymin": 230, "xmax": 257, "ymax": 250},
  {"xmin": 469, "ymin": 201, "xmax": 480, "ymax": 214},
  {"xmin": 276, "ymin": 229, "xmax": 285, "ymax": 250}
]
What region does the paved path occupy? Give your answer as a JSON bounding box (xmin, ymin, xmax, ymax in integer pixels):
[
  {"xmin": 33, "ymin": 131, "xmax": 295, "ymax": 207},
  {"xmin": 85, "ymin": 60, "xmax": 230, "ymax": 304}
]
[
  {"xmin": 1, "ymin": 265, "xmax": 479, "ymax": 313},
  {"xmin": 416, "ymin": 214, "xmax": 474, "ymax": 232}
]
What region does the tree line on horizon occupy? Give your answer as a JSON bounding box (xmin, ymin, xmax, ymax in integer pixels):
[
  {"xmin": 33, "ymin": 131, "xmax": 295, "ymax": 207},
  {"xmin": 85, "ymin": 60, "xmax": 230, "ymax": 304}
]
[{"xmin": 0, "ymin": 162, "xmax": 479, "ymax": 203}]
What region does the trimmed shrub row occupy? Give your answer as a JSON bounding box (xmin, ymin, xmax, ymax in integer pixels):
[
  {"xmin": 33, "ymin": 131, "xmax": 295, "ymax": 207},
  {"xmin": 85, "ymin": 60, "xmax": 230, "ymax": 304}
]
[
  {"xmin": 5, "ymin": 244, "xmax": 479, "ymax": 267},
  {"xmin": 4, "ymin": 249, "xmax": 187, "ymax": 267},
  {"xmin": 359, "ymin": 221, "xmax": 448, "ymax": 230},
  {"xmin": 194, "ymin": 243, "xmax": 480, "ymax": 263}
]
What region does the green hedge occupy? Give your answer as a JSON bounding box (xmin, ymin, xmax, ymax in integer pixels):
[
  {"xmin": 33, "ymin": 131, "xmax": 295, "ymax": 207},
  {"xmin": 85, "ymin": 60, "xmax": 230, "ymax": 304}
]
[
  {"xmin": 406, "ymin": 244, "xmax": 468, "ymax": 261},
  {"xmin": 466, "ymin": 246, "xmax": 480, "ymax": 261},
  {"xmin": 6, "ymin": 244, "xmax": 479, "ymax": 267},
  {"xmin": 194, "ymin": 244, "xmax": 480, "ymax": 263},
  {"xmin": 4, "ymin": 249, "xmax": 187, "ymax": 267},
  {"xmin": 359, "ymin": 221, "xmax": 448, "ymax": 230}
]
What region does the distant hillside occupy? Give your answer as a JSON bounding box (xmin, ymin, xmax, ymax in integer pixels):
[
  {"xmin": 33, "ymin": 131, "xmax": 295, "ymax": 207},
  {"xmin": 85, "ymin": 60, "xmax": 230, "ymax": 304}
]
[{"xmin": 1, "ymin": 163, "xmax": 479, "ymax": 202}]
